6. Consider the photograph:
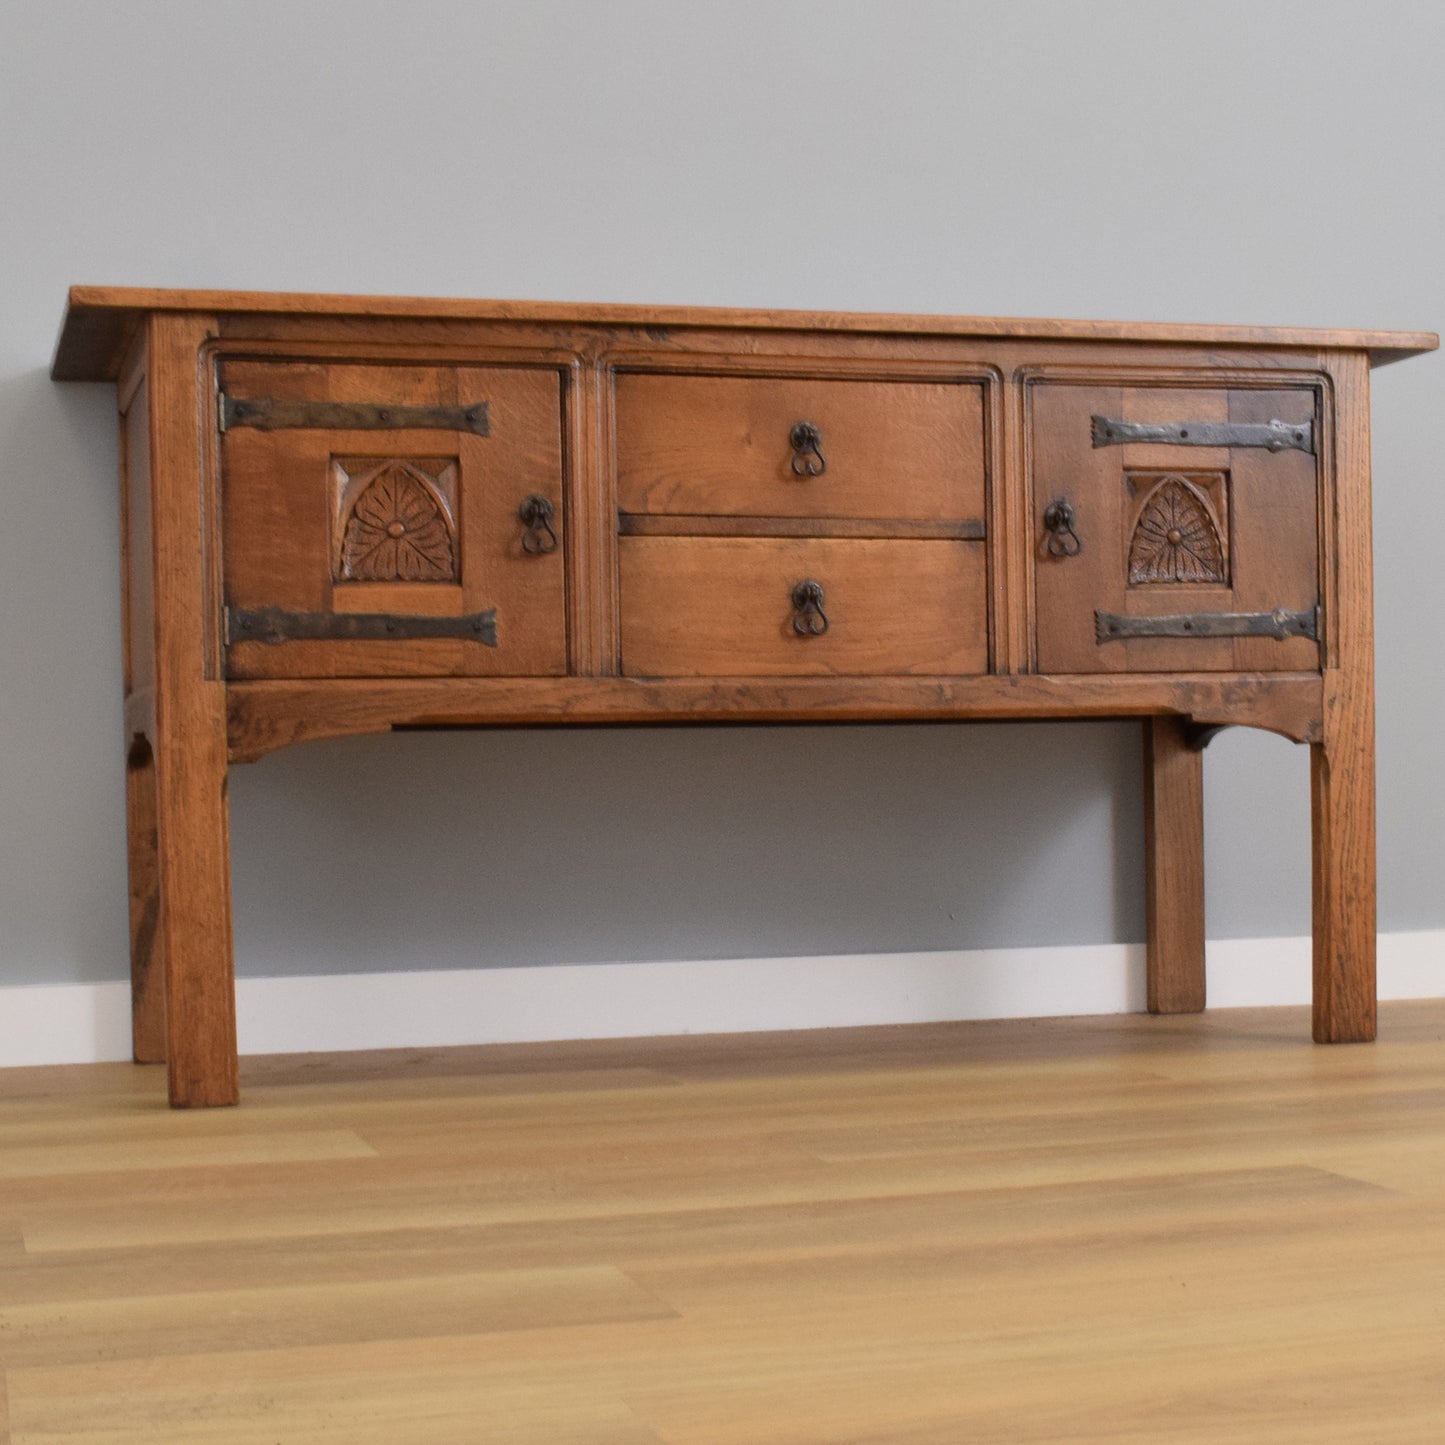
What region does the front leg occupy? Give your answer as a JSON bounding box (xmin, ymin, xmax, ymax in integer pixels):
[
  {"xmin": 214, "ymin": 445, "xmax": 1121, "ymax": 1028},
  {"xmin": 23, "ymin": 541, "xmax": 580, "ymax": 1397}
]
[
  {"xmin": 142, "ymin": 312, "xmax": 240, "ymax": 1105},
  {"xmin": 1311, "ymin": 350, "xmax": 1376, "ymax": 1043},
  {"xmin": 153, "ymin": 697, "xmax": 239, "ymax": 1106},
  {"xmin": 1143, "ymin": 715, "xmax": 1207, "ymax": 1014},
  {"xmin": 1310, "ymin": 673, "xmax": 1376, "ymax": 1041}
]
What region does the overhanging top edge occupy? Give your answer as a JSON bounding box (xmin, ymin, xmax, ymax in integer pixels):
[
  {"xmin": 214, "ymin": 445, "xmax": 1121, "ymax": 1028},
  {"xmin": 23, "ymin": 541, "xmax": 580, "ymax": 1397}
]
[{"xmin": 51, "ymin": 285, "xmax": 1440, "ymax": 381}]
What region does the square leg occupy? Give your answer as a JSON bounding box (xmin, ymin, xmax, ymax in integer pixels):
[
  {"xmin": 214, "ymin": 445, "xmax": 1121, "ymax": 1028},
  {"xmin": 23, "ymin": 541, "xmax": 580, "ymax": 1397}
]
[
  {"xmin": 124, "ymin": 734, "xmax": 167, "ymax": 1064},
  {"xmin": 1310, "ymin": 680, "xmax": 1376, "ymax": 1041},
  {"xmin": 1144, "ymin": 716, "xmax": 1207, "ymax": 1014}
]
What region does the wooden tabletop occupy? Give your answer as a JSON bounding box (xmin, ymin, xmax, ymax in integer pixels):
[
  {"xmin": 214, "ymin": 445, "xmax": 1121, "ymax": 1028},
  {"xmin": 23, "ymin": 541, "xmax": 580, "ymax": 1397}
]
[{"xmin": 51, "ymin": 284, "xmax": 1438, "ymax": 381}]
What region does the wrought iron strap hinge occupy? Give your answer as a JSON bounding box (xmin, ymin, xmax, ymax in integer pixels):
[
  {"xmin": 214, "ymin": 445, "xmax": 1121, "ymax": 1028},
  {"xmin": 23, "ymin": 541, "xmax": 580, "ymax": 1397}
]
[
  {"xmin": 1091, "ymin": 416, "xmax": 1313, "ymax": 454},
  {"xmin": 1095, "ymin": 607, "xmax": 1319, "ymax": 643},
  {"xmin": 219, "ymin": 394, "xmax": 491, "ymax": 436},
  {"xmin": 226, "ymin": 606, "xmax": 498, "ymax": 646}
]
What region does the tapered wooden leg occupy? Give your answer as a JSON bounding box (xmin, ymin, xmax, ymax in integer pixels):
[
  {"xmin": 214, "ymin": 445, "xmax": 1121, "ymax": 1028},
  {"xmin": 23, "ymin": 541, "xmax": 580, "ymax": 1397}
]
[
  {"xmin": 1144, "ymin": 716, "xmax": 1206, "ymax": 1014},
  {"xmin": 1310, "ymin": 676, "xmax": 1376, "ymax": 1041},
  {"xmin": 124, "ymin": 734, "xmax": 167, "ymax": 1063}
]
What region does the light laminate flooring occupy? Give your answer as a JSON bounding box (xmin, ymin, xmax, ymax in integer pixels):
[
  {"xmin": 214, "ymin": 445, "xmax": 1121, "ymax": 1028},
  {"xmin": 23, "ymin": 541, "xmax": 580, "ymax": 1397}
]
[{"xmin": 3, "ymin": 1001, "xmax": 1445, "ymax": 1442}]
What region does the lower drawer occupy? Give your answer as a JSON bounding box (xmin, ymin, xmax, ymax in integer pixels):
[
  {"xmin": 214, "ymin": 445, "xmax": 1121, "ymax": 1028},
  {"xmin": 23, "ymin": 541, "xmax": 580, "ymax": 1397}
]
[{"xmin": 619, "ymin": 537, "xmax": 988, "ymax": 677}]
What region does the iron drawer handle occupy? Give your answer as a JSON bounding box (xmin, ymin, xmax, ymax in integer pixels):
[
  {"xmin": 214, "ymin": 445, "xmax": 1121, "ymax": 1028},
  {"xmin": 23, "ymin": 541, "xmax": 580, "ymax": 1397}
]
[
  {"xmin": 518, "ymin": 495, "xmax": 558, "ymax": 554},
  {"xmin": 1043, "ymin": 498, "xmax": 1082, "ymax": 557},
  {"xmin": 791, "ymin": 579, "xmax": 829, "ymax": 635},
  {"xmin": 789, "ymin": 421, "xmax": 827, "ymax": 477}
]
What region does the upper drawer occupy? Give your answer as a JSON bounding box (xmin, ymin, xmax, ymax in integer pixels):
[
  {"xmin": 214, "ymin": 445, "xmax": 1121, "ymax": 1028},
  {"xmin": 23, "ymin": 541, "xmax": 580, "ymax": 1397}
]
[{"xmin": 614, "ymin": 373, "xmax": 986, "ymax": 522}]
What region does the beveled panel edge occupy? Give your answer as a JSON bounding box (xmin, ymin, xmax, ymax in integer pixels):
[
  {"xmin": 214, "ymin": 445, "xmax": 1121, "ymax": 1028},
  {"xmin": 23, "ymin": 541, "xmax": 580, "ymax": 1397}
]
[{"xmin": 53, "ymin": 286, "xmax": 1438, "ymax": 381}]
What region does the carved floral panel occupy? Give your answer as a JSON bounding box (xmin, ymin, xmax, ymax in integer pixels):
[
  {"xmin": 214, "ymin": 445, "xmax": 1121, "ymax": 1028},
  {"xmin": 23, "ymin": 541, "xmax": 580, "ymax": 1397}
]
[
  {"xmin": 332, "ymin": 457, "xmax": 459, "ymax": 583},
  {"xmin": 1126, "ymin": 471, "xmax": 1228, "ymax": 586}
]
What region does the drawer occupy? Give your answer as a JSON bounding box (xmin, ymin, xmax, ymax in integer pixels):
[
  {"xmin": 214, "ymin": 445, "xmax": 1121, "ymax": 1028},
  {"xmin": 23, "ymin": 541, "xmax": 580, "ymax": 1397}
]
[
  {"xmin": 1031, "ymin": 383, "xmax": 1320, "ymax": 674},
  {"xmin": 615, "ymin": 373, "xmax": 985, "ymax": 522},
  {"xmin": 619, "ymin": 537, "xmax": 988, "ymax": 676},
  {"xmin": 220, "ymin": 359, "xmax": 566, "ymax": 679}
]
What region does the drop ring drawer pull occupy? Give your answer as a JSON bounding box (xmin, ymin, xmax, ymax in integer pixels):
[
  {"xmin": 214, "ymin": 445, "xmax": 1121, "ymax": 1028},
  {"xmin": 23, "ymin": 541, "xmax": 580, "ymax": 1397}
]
[
  {"xmin": 790, "ymin": 579, "xmax": 830, "ymax": 635},
  {"xmin": 518, "ymin": 495, "xmax": 559, "ymax": 554},
  {"xmin": 1043, "ymin": 498, "xmax": 1082, "ymax": 556},
  {"xmin": 789, "ymin": 421, "xmax": 827, "ymax": 477}
]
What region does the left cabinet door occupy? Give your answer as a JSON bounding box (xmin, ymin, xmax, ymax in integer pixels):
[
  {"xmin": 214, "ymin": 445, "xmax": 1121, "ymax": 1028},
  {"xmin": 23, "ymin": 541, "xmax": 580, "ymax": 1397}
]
[{"xmin": 219, "ymin": 360, "xmax": 566, "ymax": 678}]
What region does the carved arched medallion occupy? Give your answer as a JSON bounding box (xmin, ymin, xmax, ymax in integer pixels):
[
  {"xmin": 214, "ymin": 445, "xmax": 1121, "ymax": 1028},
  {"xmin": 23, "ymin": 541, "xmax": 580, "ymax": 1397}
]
[
  {"xmin": 1128, "ymin": 473, "xmax": 1226, "ymax": 585},
  {"xmin": 336, "ymin": 459, "xmax": 458, "ymax": 582}
]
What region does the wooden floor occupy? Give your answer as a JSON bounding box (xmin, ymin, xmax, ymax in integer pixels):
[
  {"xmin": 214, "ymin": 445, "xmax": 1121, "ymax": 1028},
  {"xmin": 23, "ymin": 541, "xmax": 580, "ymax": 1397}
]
[{"xmin": 3, "ymin": 1000, "xmax": 1445, "ymax": 1442}]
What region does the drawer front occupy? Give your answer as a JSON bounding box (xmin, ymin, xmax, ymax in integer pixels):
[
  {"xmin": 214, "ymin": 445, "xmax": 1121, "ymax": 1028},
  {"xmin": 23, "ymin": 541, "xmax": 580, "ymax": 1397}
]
[
  {"xmin": 221, "ymin": 360, "xmax": 566, "ymax": 679},
  {"xmin": 1031, "ymin": 383, "xmax": 1320, "ymax": 674},
  {"xmin": 619, "ymin": 537, "xmax": 987, "ymax": 676},
  {"xmin": 615, "ymin": 374, "xmax": 985, "ymax": 522}
]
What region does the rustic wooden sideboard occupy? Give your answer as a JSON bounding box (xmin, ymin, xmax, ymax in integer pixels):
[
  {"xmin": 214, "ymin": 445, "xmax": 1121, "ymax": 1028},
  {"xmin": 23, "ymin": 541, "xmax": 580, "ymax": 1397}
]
[{"xmin": 52, "ymin": 288, "xmax": 1436, "ymax": 1107}]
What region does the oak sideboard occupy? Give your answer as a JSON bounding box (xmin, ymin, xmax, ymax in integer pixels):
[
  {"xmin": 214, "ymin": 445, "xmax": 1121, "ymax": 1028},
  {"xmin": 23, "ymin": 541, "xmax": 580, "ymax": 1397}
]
[{"xmin": 52, "ymin": 288, "xmax": 1437, "ymax": 1107}]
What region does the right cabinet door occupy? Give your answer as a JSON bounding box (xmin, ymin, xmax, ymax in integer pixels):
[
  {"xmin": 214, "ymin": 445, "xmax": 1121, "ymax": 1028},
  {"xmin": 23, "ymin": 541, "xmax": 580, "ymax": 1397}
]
[{"xmin": 1031, "ymin": 382, "xmax": 1320, "ymax": 674}]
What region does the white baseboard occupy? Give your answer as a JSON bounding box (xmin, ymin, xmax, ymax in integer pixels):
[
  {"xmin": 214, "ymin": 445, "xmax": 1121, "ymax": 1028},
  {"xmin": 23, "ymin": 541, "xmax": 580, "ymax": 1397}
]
[{"xmin": 2, "ymin": 931, "xmax": 1441, "ymax": 1068}]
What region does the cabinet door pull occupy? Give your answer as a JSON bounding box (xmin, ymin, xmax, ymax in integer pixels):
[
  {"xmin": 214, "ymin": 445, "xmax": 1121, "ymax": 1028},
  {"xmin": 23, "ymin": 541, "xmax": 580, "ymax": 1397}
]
[
  {"xmin": 790, "ymin": 579, "xmax": 829, "ymax": 635},
  {"xmin": 789, "ymin": 421, "xmax": 827, "ymax": 477},
  {"xmin": 1043, "ymin": 499, "xmax": 1082, "ymax": 556},
  {"xmin": 518, "ymin": 495, "xmax": 559, "ymax": 554}
]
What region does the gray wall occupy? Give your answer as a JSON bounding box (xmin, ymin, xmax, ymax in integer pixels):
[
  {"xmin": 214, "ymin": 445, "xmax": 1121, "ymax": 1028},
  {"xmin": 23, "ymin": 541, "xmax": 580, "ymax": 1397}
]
[{"xmin": 1, "ymin": 1, "xmax": 1439, "ymax": 990}]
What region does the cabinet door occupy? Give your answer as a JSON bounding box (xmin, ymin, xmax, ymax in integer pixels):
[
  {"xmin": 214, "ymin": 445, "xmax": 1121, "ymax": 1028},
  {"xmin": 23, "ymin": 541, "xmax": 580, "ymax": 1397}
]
[
  {"xmin": 1031, "ymin": 383, "xmax": 1320, "ymax": 674},
  {"xmin": 220, "ymin": 360, "xmax": 566, "ymax": 679}
]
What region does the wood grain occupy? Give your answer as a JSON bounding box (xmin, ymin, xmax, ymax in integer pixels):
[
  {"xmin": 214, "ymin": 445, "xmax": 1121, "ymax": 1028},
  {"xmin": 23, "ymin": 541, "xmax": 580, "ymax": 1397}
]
[
  {"xmin": 225, "ymin": 672, "xmax": 1326, "ymax": 761},
  {"xmin": 1031, "ymin": 383, "xmax": 1320, "ymax": 675},
  {"xmin": 614, "ymin": 373, "xmax": 985, "ymax": 521},
  {"xmin": 51, "ymin": 285, "xmax": 1438, "ymax": 380},
  {"xmin": 221, "ymin": 360, "xmax": 567, "ymax": 680},
  {"xmin": 122, "ymin": 738, "xmax": 165, "ymax": 1064},
  {"xmin": 1311, "ymin": 352, "xmax": 1376, "ymax": 1042},
  {"xmin": 569, "ymin": 359, "xmax": 613, "ymax": 677},
  {"xmin": 1143, "ymin": 716, "xmax": 1206, "ymax": 1014},
  {"xmin": 619, "ymin": 538, "xmax": 988, "ymax": 677},
  {"xmin": 145, "ymin": 314, "xmax": 239, "ymax": 1107},
  {"xmin": 6, "ymin": 1002, "xmax": 1445, "ymax": 1441},
  {"xmin": 119, "ymin": 334, "xmax": 161, "ymax": 1069},
  {"xmin": 117, "ymin": 373, "xmax": 154, "ymax": 698},
  {"xmin": 1225, "ymin": 386, "xmax": 1321, "ymax": 673}
]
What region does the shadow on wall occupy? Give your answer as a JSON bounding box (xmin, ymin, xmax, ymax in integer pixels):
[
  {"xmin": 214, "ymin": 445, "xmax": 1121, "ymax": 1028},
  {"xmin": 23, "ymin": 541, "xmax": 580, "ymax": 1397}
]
[{"xmin": 228, "ymin": 720, "xmax": 1148, "ymax": 977}]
